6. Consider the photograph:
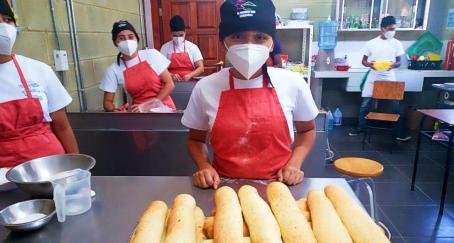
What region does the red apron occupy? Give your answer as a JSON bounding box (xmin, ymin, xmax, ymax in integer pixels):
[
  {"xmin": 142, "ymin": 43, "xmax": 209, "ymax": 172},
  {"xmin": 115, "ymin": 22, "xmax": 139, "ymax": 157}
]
[
  {"xmin": 123, "ymin": 56, "xmax": 176, "ymax": 111},
  {"xmin": 167, "ymin": 41, "xmax": 194, "ymax": 78},
  {"xmin": 210, "ymin": 69, "xmax": 292, "ymax": 179},
  {"xmin": 0, "ymin": 55, "xmax": 65, "ymax": 168}
]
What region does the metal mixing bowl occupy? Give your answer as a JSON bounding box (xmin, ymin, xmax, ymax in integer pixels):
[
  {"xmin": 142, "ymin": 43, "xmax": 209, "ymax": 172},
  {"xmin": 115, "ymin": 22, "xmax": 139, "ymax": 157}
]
[
  {"xmin": 0, "ymin": 199, "xmax": 55, "ymax": 232},
  {"xmin": 6, "ymin": 154, "xmax": 95, "ymax": 197}
]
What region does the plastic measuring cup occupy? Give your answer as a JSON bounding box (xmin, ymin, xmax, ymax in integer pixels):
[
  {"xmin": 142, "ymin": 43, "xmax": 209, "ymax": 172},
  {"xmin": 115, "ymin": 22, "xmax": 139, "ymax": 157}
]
[{"xmin": 51, "ymin": 169, "xmax": 92, "ymax": 222}]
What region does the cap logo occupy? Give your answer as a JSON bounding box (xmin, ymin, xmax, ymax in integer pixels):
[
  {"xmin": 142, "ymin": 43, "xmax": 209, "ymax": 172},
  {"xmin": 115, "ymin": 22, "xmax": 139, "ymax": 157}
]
[{"xmin": 234, "ymin": 0, "xmax": 256, "ymax": 18}]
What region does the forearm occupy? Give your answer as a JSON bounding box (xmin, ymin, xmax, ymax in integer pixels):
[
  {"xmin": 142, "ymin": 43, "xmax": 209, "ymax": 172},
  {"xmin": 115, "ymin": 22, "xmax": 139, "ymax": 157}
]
[
  {"xmin": 156, "ymin": 81, "xmax": 175, "ymax": 101},
  {"xmin": 188, "ymin": 139, "xmax": 212, "ymax": 169},
  {"xmin": 51, "ymin": 122, "xmax": 79, "ymax": 153},
  {"xmin": 287, "ymin": 128, "xmax": 316, "ymax": 168},
  {"xmin": 391, "ymin": 61, "xmax": 401, "ymax": 69},
  {"xmin": 189, "ymin": 65, "xmax": 204, "ymax": 78},
  {"xmin": 103, "ymin": 101, "xmax": 116, "ymax": 112}
]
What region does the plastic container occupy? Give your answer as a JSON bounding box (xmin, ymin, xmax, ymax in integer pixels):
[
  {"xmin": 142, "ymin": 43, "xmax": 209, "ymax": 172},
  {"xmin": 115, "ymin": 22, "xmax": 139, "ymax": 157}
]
[
  {"xmin": 51, "ymin": 169, "xmax": 92, "ymax": 222},
  {"xmin": 335, "ymin": 65, "xmax": 350, "ymax": 71},
  {"xmin": 327, "ymin": 109, "xmax": 334, "ymax": 130},
  {"xmin": 318, "ymin": 18, "xmax": 338, "ymax": 50},
  {"xmin": 408, "ymin": 60, "xmax": 442, "ymax": 70},
  {"xmin": 138, "ymin": 99, "xmax": 173, "ymax": 113},
  {"xmin": 333, "ymin": 107, "xmax": 343, "ymax": 126},
  {"xmin": 406, "ymin": 31, "xmax": 442, "ymax": 58}
]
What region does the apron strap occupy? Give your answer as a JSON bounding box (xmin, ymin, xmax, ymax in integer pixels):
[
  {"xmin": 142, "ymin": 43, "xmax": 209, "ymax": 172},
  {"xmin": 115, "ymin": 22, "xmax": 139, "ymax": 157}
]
[
  {"xmin": 11, "ymin": 55, "xmax": 33, "ymax": 99},
  {"xmin": 122, "ymin": 54, "xmax": 142, "ymax": 69},
  {"xmin": 173, "ymin": 41, "xmax": 186, "ymax": 53},
  {"xmin": 228, "ymin": 68, "xmax": 268, "ymax": 90}
]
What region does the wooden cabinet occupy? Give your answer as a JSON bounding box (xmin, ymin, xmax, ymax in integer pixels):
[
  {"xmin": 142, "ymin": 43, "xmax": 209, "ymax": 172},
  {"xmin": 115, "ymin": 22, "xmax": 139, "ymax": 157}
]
[
  {"xmin": 336, "ymin": 0, "xmax": 431, "ymax": 31},
  {"xmin": 157, "ymin": 0, "xmax": 225, "ymax": 76}
]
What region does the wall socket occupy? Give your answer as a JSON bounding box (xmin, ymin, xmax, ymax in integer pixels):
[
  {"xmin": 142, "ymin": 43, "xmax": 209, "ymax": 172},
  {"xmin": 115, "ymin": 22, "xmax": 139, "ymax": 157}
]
[{"xmin": 53, "ymin": 50, "xmax": 69, "ymax": 71}]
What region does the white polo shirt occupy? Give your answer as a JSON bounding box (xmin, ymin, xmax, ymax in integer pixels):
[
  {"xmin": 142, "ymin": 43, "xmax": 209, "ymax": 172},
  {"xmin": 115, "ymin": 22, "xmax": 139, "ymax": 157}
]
[
  {"xmin": 160, "ymin": 40, "xmax": 203, "ymax": 66},
  {"xmin": 0, "ymin": 55, "xmax": 72, "ymax": 122},
  {"xmin": 182, "ymin": 67, "xmax": 319, "ymax": 141}
]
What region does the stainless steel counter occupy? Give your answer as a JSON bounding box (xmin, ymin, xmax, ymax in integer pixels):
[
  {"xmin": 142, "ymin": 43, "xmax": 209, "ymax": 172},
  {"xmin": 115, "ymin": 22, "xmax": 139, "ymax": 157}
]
[{"xmin": 0, "ymin": 177, "xmax": 354, "ymax": 243}]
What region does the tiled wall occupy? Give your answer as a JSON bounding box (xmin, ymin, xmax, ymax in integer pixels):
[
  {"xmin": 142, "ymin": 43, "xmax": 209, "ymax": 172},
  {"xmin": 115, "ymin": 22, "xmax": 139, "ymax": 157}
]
[{"xmin": 13, "ymin": 0, "xmax": 144, "ymax": 112}]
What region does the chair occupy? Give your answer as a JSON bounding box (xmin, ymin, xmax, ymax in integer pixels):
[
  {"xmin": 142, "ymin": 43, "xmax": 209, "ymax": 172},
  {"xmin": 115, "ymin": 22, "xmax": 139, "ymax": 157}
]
[{"xmin": 362, "ymin": 81, "xmax": 405, "ymax": 153}]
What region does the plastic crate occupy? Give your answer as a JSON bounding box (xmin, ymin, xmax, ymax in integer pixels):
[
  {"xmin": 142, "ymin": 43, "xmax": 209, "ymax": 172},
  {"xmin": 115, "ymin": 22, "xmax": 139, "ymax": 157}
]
[{"xmin": 408, "ymin": 60, "xmax": 443, "ymax": 70}]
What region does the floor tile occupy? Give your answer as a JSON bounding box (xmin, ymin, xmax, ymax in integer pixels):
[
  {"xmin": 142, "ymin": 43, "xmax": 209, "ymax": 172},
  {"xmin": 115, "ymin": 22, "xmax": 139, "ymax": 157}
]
[
  {"xmin": 401, "ymin": 237, "xmax": 454, "ymax": 243},
  {"xmin": 394, "ymin": 164, "xmax": 454, "ymax": 183},
  {"xmin": 374, "ymin": 182, "xmax": 435, "ymax": 206},
  {"xmin": 380, "ymin": 206, "xmax": 454, "ymax": 238},
  {"xmin": 418, "ymin": 184, "xmax": 454, "ymax": 207}
]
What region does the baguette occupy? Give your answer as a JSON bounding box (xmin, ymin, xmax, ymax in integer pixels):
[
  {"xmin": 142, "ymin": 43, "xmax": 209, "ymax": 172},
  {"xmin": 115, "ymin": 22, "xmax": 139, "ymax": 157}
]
[
  {"xmin": 213, "ymin": 186, "xmax": 243, "ymax": 243},
  {"xmin": 307, "ymin": 190, "xmax": 352, "ymax": 243},
  {"xmin": 325, "ymin": 185, "xmax": 390, "ymax": 243},
  {"xmin": 204, "ymin": 216, "xmax": 249, "ymax": 239},
  {"xmin": 238, "ymin": 185, "xmax": 282, "ymax": 243},
  {"xmin": 202, "ymin": 237, "xmax": 250, "ymax": 243},
  {"xmin": 267, "ymin": 182, "xmax": 316, "ymax": 243},
  {"xmin": 164, "ymin": 194, "xmax": 197, "ymax": 243},
  {"xmin": 129, "ymin": 201, "xmax": 168, "ymax": 243},
  {"xmin": 195, "ymin": 207, "xmax": 207, "ymax": 242},
  {"xmin": 296, "ymin": 198, "xmax": 311, "ymax": 222}
]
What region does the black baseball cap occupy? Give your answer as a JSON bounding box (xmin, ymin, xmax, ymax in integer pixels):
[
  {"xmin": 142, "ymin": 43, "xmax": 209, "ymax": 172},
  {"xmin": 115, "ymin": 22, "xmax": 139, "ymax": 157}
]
[
  {"xmin": 170, "ymin": 15, "xmax": 185, "ymax": 32},
  {"xmin": 111, "ymin": 20, "xmax": 140, "ymax": 44},
  {"xmin": 219, "ymin": 0, "xmax": 276, "ymax": 40}
]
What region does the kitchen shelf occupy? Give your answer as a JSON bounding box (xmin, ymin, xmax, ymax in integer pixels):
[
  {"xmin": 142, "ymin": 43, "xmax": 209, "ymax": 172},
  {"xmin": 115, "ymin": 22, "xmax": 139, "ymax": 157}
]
[
  {"xmin": 276, "ymin": 25, "xmax": 313, "ymax": 84},
  {"xmin": 336, "ymin": 0, "xmax": 430, "ymax": 31}
]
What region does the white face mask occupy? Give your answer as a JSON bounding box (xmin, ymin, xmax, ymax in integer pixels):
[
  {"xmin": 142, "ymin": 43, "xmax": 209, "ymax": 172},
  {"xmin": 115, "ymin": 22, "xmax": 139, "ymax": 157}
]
[
  {"xmin": 384, "ymin": 30, "xmax": 396, "ymax": 39},
  {"xmin": 118, "ymin": 40, "xmax": 138, "ymax": 57},
  {"xmin": 0, "ymin": 23, "xmax": 17, "ymax": 55},
  {"xmin": 225, "ymin": 43, "xmax": 271, "ymax": 80},
  {"xmin": 173, "ymin": 37, "xmax": 185, "ymax": 45}
]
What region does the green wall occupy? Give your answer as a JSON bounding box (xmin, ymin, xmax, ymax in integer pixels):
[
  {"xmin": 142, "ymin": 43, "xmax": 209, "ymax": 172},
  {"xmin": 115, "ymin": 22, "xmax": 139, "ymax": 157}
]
[{"xmin": 13, "ymin": 0, "xmax": 144, "ymax": 112}]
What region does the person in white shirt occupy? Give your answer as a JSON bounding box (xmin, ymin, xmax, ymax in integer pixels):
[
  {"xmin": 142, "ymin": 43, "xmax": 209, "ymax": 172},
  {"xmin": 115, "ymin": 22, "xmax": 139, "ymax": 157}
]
[
  {"xmin": 182, "ymin": 0, "xmax": 319, "ymax": 189},
  {"xmin": 160, "ymin": 15, "xmax": 204, "ymax": 82},
  {"xmin": 99, "ymin": 20, "xmax": 176, "ymax": 112},
  {"xmin": 349, "ymin": 16, "xmax": 410, "ymax": 141},
  {"xmin": 0, "ymin": 0, "xmax": 78, "ymax": 169}
]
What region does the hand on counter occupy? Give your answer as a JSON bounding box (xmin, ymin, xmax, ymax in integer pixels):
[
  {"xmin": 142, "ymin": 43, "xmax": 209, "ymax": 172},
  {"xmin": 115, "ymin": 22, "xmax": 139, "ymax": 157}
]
[
  {"xmin": 277, "ymin": 164, "xmax": 304, "ymax": 186},
  {"xmin": 192, "ymin": 164, "xmax": 220, "ymax": 189},
  {"xmin": 171, "ymin": 73, "xmax": 183, "ymax": 81},
  {"xmin": 183, "ymin": 74, "xmax": 192, "ymax": 81}
]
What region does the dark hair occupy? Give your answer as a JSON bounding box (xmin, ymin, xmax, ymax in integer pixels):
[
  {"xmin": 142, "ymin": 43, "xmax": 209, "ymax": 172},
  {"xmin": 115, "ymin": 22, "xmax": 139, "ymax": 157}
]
[
  {"xmin": 170, "ymin": 15, "xmax": 186, "ymax": 32},
  {"xmin": 261, "ymin": 64, "xmax": 273, "ymax": 87},
  {"xmin": 381, "ymin": 16, "xmax": 396, "ymax": 28}
]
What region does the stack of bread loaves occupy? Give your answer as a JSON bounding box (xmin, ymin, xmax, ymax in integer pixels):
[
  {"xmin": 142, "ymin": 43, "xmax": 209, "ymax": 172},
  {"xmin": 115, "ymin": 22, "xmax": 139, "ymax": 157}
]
[{"xmin": 129, "ymin": 182, "xmax": 390, "ymax": 243}]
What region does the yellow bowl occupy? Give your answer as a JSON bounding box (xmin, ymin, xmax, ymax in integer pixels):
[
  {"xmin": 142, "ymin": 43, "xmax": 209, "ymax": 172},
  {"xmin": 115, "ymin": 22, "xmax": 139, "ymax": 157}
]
[{"xmin": 373, "ymin": 61, "xmax": 393, "ymax": 71}]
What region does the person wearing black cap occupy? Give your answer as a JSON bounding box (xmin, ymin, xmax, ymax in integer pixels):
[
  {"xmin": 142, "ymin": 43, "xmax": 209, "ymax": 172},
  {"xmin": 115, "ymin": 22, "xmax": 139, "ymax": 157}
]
[
  {"xmin": 99, "ymin": 20, "xmax": 176, "ymax": 112},
  {"xmin": 349, "ymin": 16, "xmax": 411, "ymax": 141},
  {"xmin": 0, "ymin": 0, "xmax": 79, "ymax": 169},
  {"xmin": 182, "ymin": 0, "xmax": 319, "ymax": 189},
  {"xmin": 160, "ymin": 15, "xmax": 204, "ymax": 81}
]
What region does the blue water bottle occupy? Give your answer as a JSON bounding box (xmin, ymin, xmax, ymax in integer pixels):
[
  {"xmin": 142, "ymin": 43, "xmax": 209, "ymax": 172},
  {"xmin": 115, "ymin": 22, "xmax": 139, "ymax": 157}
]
[
  {"xmin": 327, "ymin": 109, "xmax": 334, "ymax": 131},
  {"xmin": 333, "ymin": 107, "xmax": 343, "ymax": 126}
]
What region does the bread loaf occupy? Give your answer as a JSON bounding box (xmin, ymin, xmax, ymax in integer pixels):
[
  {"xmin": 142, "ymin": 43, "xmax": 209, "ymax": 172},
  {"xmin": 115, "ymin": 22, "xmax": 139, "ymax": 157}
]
[
  {"xmin": 164, "ymin": 194, "xmax": 197, "ymax": 243},
  {"xmin": 325, "ymin": 185, "xmax": 390, "ymax": 243},
  {"xmin": 296, "ymin": 198, "xmax": 311, "ymax": 222},
  {"xmin": 129, "ymin": 201, "xmax": 168, "ymax": 243},
  {"xmin": 213, "ymin": 186, "xmax": 243, "ymax": 243},
  {"xmin": 267, "ymin": 182, "xmax": 316, "ymax": 243},
  {"xmin": 195, "ymin": 207, "xmax": 207, "ymax": 242},
  {"xmin": 307, "ymin": 190, "xmax": 352, "ymax": 243},
  {"xmin": 204, "ymin": 216, "xmax": 249, "ymax": 239},
  {"xmin": 202, "ymin": 237, "xmax": 250, "ymax": 243},
  {"xmin": 238, "ymin": 185, "xmax": 282, "ymax": 243}
]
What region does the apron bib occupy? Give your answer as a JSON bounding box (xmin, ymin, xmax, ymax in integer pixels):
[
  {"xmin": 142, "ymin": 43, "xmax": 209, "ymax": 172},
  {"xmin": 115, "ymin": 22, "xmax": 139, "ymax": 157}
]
[
  {"xmin": 168, "ymin": 41, "xmax": 194, "ymax": 78},
  {"xmin": 123, "ymin": 56, "xmax": 176, "ymax": 111},
  {"xmin": 210, "ymin": 69, "xmax": 292, "ymax": 179},
  {"xmin": 0, "ymin": 55, "xmax": 65, "ymax": 168}
]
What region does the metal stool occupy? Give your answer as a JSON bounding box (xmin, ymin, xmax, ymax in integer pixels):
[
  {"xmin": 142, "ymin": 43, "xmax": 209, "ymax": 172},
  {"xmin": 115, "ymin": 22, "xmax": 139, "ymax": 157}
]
[{"xmin": 334, "ymin": 157, "xmax": 384, "ymax": 221}]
